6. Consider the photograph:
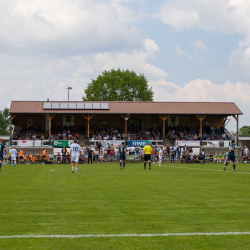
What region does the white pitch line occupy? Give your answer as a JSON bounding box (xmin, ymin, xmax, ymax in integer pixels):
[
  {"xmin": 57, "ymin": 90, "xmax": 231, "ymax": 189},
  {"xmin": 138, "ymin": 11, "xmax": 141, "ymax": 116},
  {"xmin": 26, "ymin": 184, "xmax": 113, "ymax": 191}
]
[
  {"xmin": 165, "ymin": 165, "xmax": 250, "ymax": 174},
  {"xmin": 1, "ymin": 232, "xmax": 250, "ymax": 239}
]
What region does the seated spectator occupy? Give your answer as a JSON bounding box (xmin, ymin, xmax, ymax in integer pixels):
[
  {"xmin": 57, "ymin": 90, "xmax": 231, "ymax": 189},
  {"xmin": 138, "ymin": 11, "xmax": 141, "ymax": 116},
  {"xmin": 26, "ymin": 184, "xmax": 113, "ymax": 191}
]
[
  {"xmin": 181, "ymin": 151, "xmax": 186, "ymax": 163},
  {"xmin": 75, "ymin": 132, "xmax": 79, "ymax": 140},
  {"xmin": 209, "ymin": 152, "xmax": 213, "ymax": 163},
  {"xmin": 57, "ymin": 153, "xmax": 61, "ymax": 164},
  {"xmin": 193, "ymin": 154, "xmax": 200, "ymax": 163}
]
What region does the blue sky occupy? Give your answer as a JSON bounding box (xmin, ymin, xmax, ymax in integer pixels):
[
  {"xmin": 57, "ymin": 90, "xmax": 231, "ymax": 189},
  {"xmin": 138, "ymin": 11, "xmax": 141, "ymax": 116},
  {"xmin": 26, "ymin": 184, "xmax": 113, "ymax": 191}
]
[{"xmin": 0, "ymin": 0, "xmax": 249, "ymax": 131}]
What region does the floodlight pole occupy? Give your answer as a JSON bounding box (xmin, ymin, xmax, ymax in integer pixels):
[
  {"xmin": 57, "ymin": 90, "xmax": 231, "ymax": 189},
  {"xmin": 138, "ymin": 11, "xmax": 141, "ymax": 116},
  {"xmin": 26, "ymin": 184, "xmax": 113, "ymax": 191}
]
[{"xmin": 66, "ymin": 87, "xmax": 72, "ymax": 101}]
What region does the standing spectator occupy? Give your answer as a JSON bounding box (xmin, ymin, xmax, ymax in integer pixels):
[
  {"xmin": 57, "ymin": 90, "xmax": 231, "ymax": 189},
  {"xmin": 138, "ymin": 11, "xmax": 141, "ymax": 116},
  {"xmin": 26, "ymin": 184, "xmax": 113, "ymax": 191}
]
[
  {"xmin": 244, "ymin": 146, "xmax": 248, "ymax": 155},
  {"xmin": 135, "ymin": 145, "xmax": 140, "ymax": 155},
  {"xmin": 87, "ymin": 146, "xmax": 93, "ymax": 164},
  {"xmin": 151, "ymin": 147, "xmax": 155, "ymax": 162},
  {"xmin": 171, "ymin": 147, "xmax": 175, "ymax": 163},
  {"xmin": 62, "ymin": 146, "xmax": 67, "ymax": 155},
  {"xmin": 163, "ymin": 147, "xmax": 167, "ymax": 161},
  {"xmin": 109, "ymin": 149, "xmax": 115, "ymax": 162},
  {"xmin": 173, "ymin": 144, "xmax": 177, "ymax": 160},
  {"xmin": 116, "ymin": 146, "xmax": 120, "ymax": 161},
  {"xmin": 177, "ymin": 145, "xmax": 181, "ymax": 160}
]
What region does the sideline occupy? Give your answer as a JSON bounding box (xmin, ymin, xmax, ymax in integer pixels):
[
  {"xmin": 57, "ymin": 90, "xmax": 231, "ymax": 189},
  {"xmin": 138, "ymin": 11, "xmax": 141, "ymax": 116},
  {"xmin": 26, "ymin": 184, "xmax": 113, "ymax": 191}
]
[
  {"xmin": 1, "ymin": 232, "xmax": 250, "ymax": 239},
  {"xmin": 164, "ymin": 165, "xmax": 250, "ymax": 174}
]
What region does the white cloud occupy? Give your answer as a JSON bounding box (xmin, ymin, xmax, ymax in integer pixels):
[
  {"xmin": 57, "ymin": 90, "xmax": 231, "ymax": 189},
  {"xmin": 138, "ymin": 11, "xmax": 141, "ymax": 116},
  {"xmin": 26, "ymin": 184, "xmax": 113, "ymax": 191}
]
[
  {"xmin": 0, "ymin": 0, "xmax": 143, "ymax": 54},
  {"xmin": 158, "ymin": 1, "xmax": 250, "ymax": 77},
  {"xmin": 159, "ymin": 2, "xmax": 199, "ymax": 32},
  {"xmin": 189, "ymin": 40, "xmax": 207, "ymax": 51},
  {"xmin": 228, "ymin": 38, "xmax": 250, "ymax": 77},
  {"xmin": 93, "ymin": 39, "xmax": 167, "ymax": 79},
  {"xmin": 0, "ymin": 37, "xmax": 167, "ymax": 109},
  {"xmin": 176, "ymin": 46, "xmax": 205, "ymax": 63},
  {"xmin": 148, "ymin": 78, "xmax": 248, "ymax": 130},
  {"xmin": 158, "ymin": 0, "xmax": 250, "ymax": 35}
]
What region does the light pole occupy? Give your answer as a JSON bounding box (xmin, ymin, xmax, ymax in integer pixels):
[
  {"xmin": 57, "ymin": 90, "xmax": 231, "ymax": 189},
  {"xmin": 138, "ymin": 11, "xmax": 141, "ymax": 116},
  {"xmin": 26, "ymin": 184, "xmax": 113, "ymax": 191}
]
[{"xmin": 66, "ymin": 87, "xmax": 72, "ymax": 101}]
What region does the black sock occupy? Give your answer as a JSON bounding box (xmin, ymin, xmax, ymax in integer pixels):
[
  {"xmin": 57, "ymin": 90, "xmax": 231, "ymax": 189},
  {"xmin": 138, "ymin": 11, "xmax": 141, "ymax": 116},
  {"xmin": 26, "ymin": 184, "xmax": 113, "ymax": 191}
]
[
  {"xmin": 123, "ymin": 162, "xmax": 125, "ymax": 168},
  {"xmin": 144, "ymin": 163, "xmax": 146, "ymax": 168},
  {"xmin": 120, "ymin": 162, "xmax": 122, "ymax": 168},
  {"xmin": 149, "ymin": 162, "xmax": 151, "ymax": 168},
  {"xmin": 233, "ymin": 164, "xmax": 235, "ymax": 170}
]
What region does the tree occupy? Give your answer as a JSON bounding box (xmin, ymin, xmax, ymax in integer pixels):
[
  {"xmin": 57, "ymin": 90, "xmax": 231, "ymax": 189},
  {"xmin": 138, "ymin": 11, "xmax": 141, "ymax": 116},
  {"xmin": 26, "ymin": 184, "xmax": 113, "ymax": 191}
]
[
  {"xmin": 82, "ymin": 69, "xmax": 154, "ymax": 101},
  {"xmin": 0, "ymin": 108, "xmax": 10, "ymax": 135},
  {"xmin": 239, "ymin": 126, "xmax": 250, "ymax": 136}
]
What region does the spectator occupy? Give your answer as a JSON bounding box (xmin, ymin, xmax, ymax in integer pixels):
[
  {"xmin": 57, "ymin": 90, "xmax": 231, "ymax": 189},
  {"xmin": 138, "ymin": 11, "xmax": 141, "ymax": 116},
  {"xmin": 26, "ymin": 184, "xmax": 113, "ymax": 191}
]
[{"xmin": 109, "ymin": 149, "xmax": 115, "ymax": 162}]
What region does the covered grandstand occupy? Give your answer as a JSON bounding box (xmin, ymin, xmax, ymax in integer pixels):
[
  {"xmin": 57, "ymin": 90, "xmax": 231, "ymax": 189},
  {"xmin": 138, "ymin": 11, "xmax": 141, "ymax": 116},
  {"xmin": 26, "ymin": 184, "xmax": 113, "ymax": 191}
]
[{"xmin": 9, "ymin": 101, "xmax": 242, "ymax": 145}]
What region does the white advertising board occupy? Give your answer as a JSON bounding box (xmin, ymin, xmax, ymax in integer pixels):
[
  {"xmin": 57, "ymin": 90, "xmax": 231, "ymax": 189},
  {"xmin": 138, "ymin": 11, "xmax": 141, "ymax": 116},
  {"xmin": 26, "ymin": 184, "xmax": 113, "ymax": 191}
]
[{"xmin": 18, "ymin": 140, "xmax": 34, "ymax": 147}]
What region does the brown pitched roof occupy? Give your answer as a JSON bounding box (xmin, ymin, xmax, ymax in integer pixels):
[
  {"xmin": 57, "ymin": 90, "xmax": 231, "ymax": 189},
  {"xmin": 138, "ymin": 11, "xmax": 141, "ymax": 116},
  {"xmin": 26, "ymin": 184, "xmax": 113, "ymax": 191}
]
[{"xmin": 9, "ymin": 101, "xmax": 243, "ymax": 115}]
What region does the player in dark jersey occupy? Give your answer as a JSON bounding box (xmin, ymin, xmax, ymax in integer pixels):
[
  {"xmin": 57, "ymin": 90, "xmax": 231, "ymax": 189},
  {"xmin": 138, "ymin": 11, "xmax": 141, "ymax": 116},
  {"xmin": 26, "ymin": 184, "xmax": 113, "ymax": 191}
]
[
  {"xmin": 200, "ymin": 148, "xmax": 206, "ymax": 165},
  {"xmin": 0, "ymin": 138, "xmax": 7, "ymax": 172},
  {"xmin": 224, "ymin": 139, "xmax": 237, "ymax": 172},
  {"xmin": 119, "ymin": 142, "xmax": 126, "ymax": 169}
]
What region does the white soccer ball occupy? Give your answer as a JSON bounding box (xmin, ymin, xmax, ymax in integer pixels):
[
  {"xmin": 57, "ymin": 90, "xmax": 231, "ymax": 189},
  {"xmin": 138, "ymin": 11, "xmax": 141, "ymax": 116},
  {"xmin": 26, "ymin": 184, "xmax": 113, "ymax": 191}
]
[{"xmin": 153, "ymin": 162, "xmax": 155, "ymax": 164}]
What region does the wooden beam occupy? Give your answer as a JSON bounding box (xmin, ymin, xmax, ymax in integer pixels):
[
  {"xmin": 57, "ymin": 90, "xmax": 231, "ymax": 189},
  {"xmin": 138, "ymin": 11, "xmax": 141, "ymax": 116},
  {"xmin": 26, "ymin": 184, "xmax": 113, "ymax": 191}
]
[
  {"xmin": 158, "ymin": 115, "xmax": 170, "ymax": 138},
  {"xmin": 121, "ymin": 115, "xmax": 132, "ymax": 139},
  {"xmin": 223, "ymin": 116, "xmax": 228, "ymax": 125},
  {"xmin": 83, "ymin": 114, "xmax": 94, "ymax": 138},
  {"xmin": 44, "ymin": 114, "xmax": 56, "ymax": 138},
  {"xmin": 11, "ymin": 114, "xmax": 17, "ymax": 120},
  {"xmin": 195, "ymin": 115, "xmax": 207, "ymax": 138},
  {"xmin": 237, "ymin": 114, "xmax": 239, "ymax": 146}
]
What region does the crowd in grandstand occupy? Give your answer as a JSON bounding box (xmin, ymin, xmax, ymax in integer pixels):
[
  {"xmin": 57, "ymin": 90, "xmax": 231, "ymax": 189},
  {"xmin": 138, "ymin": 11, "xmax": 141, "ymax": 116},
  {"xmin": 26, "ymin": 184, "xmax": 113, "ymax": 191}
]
[
  {"xmin": 167, "ymin": 125, "xmax": 229, "ymax": 142},
  {"xmin": 13, "ymin": 124, "xmax": 229, "ymax": 144}
]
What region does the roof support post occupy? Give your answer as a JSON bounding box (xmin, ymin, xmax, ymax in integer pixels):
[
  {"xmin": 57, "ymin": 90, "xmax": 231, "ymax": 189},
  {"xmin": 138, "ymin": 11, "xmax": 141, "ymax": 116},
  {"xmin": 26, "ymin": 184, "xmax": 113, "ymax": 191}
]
[
  {"xmin": 121, "ymin": 115, "xmax": 132, "ymax": 140},
  {"xmin": 10, "ymin": 114, "xmax": 17, "ymax": 144},
  {"xmin": 232, "ymin": 115, "xmax": 239, "ymax": 146},
  {"xmin": 45, "ymin": 114, "xmax": 56, "ymax": 138},
  {"xmin": 83, "ymin": 115, "xmax": 94, "ymax": 139},
  {"xmin": 10, "ymin": 114, "xmax": 17, "ymax": 135},
  {"xmin": 159, "ymin": 115, "xmax": 170, "ymax": 138},
  {"xmin": 195, "ymin": 115, "xmax": 207, "ymax": 139}
]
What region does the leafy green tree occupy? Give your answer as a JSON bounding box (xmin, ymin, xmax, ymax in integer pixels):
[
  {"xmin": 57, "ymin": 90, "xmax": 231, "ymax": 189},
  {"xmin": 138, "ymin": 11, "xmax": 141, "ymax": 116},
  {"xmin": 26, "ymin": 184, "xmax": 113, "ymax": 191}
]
[
  {"xmin": 83, "ymin": 69, "xmax": 154, "ymax": 101},
  {"xmin": 0, "ymin": 108, "xmax": 10, "ymax": 135},
  {"xmin": 239, "ymin": 126, "xmax": 250, "ymax": 136}
]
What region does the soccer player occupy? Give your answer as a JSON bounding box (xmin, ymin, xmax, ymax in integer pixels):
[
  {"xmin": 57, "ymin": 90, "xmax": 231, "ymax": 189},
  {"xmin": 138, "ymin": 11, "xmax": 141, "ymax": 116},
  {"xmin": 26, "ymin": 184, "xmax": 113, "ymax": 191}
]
[
  {"xmin": 143, "ymin": 142, "xmax": 152, "ymax": 170},
  {"xmin": 10, "ymin": 147, "xmax": 17, "ymax": 167},
  {"xmin": 156, "ymin": 147, "xmax": 163, "ymax": 166},
  {"xmin": 119, "ymin": 142, "xmax": 126, "ymax": 169},
  {"xmin": 70, "ymin": 138, "xmax": 81, "ymax": 173},
  {"xmin": 0, "ymin": 138, "xmax": 7, "ymax": 171},
  {"xmin": 200, "ymin": 148, "xmax": 206, "ymax": 165},
  {"xmin": 224, "ymin": 139, "xmax": 237, "ymax": 172}
]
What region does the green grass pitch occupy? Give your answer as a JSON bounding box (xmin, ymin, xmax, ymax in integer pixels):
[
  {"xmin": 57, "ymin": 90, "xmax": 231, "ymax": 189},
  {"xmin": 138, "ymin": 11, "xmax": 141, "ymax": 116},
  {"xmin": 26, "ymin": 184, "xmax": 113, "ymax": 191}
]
[{"xmin": 0, "ymin": 162, "xmax": 250, "ymax": 249}]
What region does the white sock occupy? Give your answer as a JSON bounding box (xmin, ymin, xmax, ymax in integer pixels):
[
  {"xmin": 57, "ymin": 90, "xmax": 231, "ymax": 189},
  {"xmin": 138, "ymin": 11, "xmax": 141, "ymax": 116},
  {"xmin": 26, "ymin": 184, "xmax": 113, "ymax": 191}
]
[
  {"xmin": 159, "ymin": 161, "xmax": 161, "ymax": 165},
  {"xmin": 75, "ymin": 167, "xmax": 78, "ymax": 172},
  {"xmin": 72, "ymin": 166, "xmax": 74, "ymax": 171},
  {"xmin": 14, "ymin": 161, "xmax": 16, "ymax": 166}
]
